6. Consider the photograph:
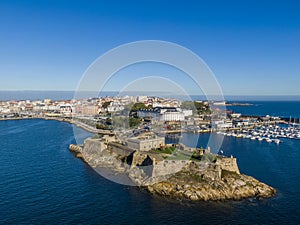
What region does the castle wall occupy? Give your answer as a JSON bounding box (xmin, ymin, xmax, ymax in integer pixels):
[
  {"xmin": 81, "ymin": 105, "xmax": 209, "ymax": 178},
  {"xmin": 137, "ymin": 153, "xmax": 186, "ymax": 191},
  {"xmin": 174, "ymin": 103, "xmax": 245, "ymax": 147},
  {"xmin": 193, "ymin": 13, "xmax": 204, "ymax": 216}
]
[
  {"xmin": 189, "ymin": 161, "xmax": 222, "ymax": 180},
  {"xmin": 108, "ymin": 142, "xmax": 135, "ymax": 157},
  {"xmin": 131, "ymin": 151, "xmax": 151, "ymax": 167},
  {"xmin": 83, "ymin": 138, "xmax": 105, "ymax": 155},
  {"xmin": 152, "ymin": 160, "xmax": 189, "ymax": 177},
  {"xmin": 216, "ymin": 157, "xmax": 240, "ymax": 174}
]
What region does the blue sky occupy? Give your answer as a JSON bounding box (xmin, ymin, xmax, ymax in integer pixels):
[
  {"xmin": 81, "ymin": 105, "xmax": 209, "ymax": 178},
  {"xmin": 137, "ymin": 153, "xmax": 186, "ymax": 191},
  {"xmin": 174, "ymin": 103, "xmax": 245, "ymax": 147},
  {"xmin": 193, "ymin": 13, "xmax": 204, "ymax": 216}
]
[{"xmin": 0, "ymin": 0, "xmax": 299, "ymax": 96}]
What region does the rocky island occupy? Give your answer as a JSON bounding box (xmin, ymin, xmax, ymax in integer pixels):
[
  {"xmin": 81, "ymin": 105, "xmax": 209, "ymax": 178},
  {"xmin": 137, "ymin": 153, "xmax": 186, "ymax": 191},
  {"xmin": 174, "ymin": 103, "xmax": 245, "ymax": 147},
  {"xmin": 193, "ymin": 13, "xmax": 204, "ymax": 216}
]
[{"xmin": 70, "ymin": 133, "xmax": 276, "ymax": 201}]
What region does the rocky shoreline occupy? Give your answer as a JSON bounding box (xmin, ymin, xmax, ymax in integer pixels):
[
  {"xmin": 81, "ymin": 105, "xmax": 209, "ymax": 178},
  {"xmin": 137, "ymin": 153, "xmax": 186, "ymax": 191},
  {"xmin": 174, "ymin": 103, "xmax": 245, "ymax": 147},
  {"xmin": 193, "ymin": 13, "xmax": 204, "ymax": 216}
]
[
  {"xmin": 147, "ymin": 169, "xmax": 276, "ymax": 201},
  {"xmin": 69, "ymin": 138, "xmax": 276, "ymax": 202}
]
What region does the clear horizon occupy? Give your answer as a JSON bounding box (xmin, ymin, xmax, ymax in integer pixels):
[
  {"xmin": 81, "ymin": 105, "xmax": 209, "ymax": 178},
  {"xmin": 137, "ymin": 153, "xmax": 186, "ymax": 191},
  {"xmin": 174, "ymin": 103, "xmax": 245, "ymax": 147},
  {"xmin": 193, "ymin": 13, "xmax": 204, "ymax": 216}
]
[
  {"xmin": 1, "ymin": 90, "xmax": 300, "ymax": 102},
  {"xmin": 0, "ymin": 0, "xmax": 300, "ymax": 96}
]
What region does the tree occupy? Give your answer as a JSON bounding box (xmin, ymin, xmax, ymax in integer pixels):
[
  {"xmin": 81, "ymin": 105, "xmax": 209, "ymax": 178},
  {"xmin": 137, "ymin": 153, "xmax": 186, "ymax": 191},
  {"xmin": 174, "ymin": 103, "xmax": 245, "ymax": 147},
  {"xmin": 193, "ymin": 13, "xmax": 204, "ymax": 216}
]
[
  {"xmin": 125, "ymin": 102, "xmax": 151, "ymax": 116},
  {"xmin": 181, "ymin": 101, "xmax": 211, "ymax": 115},
  {"xmin": 111, "ymin": 116, "xmax": 142, "ymax": 129},
  {"xmin": 105, "ymin": 117, "xmax": 112, "ymax": 125},
  {"xmin": 181, "ymin": 101, "xmax": 196, "ymax": 110},
  {"xmin": 102, "ymin": 101, "xmax": 111, "ymax": 109},
  {"xmin": 96, "ymin": 124, "xmax": 110, "ymax": 130},
  {"xmin": 129, "ymin": 117, "xmax": 141, "ymax": 128}
]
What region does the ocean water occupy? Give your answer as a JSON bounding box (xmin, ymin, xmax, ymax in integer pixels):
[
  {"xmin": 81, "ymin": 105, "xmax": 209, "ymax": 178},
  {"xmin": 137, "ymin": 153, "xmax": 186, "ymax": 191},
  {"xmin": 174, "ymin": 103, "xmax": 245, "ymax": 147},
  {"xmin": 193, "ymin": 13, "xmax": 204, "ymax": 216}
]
[
  {"xmin": 227, "ymin": 101, "xmax": 300, "ymax": 118},
  {"xmin": 1, "ymin": 119, "xmax": 300, "ymax": 223},
  {"xmin": 1, "ymin": 91, "xmax": 299, "ymax": 102}
]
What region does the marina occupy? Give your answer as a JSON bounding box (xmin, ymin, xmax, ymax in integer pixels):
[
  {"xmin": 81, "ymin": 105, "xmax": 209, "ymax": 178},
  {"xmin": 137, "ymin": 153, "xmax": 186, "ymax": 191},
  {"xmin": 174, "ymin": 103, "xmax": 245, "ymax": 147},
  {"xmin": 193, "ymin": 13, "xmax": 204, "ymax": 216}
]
[{"xmin": 217, "ymin": 123, "xmax": 300, "ymax": 144}]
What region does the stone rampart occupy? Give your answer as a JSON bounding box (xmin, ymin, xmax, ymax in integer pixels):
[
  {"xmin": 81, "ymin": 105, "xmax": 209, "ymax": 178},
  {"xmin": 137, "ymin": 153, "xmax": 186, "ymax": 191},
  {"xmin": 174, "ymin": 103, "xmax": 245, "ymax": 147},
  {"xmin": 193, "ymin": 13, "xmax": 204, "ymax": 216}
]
[
  {"xmin": 108, "ymin": 142, "xmax": 135, "ymax": 157},
  {"xmin": 216, "ymin": 156, "xmax": 240, "ymax": 174},
  {"xmin": 82, "ymin": 138, "xmax": 105, "ymax": 155},
  {"xmin": 152, "ymin": 160, "xmax": 189, "ymax": 177}
]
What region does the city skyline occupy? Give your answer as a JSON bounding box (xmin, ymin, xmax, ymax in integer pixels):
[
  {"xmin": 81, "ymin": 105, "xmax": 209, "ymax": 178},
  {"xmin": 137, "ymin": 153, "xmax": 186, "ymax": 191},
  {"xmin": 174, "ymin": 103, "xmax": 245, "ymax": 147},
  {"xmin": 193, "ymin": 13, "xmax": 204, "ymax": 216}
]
[{"xmin": 0, "ymin": 0, "xmax": 300, "ymax": 96}]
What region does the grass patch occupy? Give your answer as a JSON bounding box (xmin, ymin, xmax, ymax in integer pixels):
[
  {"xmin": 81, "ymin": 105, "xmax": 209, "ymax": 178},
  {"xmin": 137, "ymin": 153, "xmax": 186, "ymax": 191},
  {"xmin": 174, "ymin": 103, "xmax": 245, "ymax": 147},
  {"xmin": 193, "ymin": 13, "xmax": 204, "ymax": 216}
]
[
  {"xmin": 191, "ymin": 151, "xmax": 202, "ymax": 161},
  {"xmin": 165, "ymin": 150, "xmax": 192, "ymax": 160},
  {"xmin": 152, "ymin": 146, "xmax": 176, "ymax": 154}
]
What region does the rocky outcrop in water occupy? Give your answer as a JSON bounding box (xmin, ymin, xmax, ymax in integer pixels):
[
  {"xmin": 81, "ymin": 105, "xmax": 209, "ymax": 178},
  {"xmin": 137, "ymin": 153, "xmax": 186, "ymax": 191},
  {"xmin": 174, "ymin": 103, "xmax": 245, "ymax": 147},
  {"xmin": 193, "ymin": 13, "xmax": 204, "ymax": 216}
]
[
  {"xmin": 69, "ymin": 138, "xmax": 276, "ymax": 201},
  {"xmin": 147, "ymin": 166, "xmax": 276, "ymax": 201}
]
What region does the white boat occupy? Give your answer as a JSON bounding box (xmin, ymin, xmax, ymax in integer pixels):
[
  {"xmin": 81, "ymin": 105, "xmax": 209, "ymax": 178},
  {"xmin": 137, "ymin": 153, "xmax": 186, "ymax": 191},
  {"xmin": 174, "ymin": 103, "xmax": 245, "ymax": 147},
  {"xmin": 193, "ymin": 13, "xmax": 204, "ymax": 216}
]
[
  {"xmin": 274, "ymin": 139, "xmax": 281, "ymax": 144},
  {"xmin": 266, "ymin": 138, "xmax": 272, "ymax": 143}
]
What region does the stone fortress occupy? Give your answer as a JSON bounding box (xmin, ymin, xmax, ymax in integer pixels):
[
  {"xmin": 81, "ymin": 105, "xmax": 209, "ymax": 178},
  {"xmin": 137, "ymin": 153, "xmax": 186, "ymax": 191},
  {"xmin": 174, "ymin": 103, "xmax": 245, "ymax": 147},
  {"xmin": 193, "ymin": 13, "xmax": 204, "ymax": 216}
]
[
  {"xmin": 71, "ymin": 133, "xmax": 239, "ymax": 178},
  {"xmin": 70, "ymin": 132, "xmax": 275, "ymax": 201}
]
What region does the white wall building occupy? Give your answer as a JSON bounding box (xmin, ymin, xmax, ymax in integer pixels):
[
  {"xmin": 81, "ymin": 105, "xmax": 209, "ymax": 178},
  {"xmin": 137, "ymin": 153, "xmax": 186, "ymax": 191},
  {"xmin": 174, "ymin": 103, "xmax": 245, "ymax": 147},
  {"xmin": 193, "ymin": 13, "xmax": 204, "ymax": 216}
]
[
  {"xmin": 212, "ymin": 120, "xmax": 233, "ymax": 129},
  {"xmin": 138, "ymin": 107, "xmax": 190, "ymax": 122},
  {"xmin": 59, "ymin": 104, "xmax": 72, "ymax": 116}
]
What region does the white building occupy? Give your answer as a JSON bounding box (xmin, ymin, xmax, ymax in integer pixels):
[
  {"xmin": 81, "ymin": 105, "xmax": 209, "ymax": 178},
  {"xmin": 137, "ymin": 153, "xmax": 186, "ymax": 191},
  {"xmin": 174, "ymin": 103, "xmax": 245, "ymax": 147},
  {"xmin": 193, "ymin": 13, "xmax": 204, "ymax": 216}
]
[
  {"xmin": 182, "ymin": 109, "xmax": 193, "ymax": 117},
  {"xmin": 230, "ymin": 113, "xmax": 242, "ymax": 118},
  {"xmin": 136, "ymin": 96, "xmax": 148, "ymax": 103},
  {"xmin": 233, "ymin": 119, "xmax": 249, "ymax": 127},
  {"xmin": 59, "ymin": 104, "xmax": 72, "ymax": 117},
  {"xmin": 212, "ymin": 120, "xmax": 233, "ymax": 129},
  {"xmin": 138, "ymin": 107, "xmax": 190, "ymax": 122},
  {"xmin": 107, "ymin": 102, "xmax": 125, "ymax": 113}
]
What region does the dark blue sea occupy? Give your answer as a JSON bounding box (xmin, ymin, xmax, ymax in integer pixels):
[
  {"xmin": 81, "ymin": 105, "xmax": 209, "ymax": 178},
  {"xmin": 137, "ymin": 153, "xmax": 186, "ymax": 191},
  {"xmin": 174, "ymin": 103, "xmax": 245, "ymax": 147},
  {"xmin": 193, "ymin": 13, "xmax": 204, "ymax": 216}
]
[
  {"xmin": 227, "ymin": 101, "xmax": 300, "ymax": 118},
  {"xmin": 1, "ymin": 102, "xmax": 300, "ymax": 224}
]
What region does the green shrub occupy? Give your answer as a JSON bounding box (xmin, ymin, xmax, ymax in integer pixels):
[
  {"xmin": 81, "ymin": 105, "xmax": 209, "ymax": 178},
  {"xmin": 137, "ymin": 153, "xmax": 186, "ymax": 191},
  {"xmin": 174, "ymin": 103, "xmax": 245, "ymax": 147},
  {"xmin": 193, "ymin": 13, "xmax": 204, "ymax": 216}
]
[{"xmin": 96, "ymin": 124, "xmax": 110, "ymax": 130}]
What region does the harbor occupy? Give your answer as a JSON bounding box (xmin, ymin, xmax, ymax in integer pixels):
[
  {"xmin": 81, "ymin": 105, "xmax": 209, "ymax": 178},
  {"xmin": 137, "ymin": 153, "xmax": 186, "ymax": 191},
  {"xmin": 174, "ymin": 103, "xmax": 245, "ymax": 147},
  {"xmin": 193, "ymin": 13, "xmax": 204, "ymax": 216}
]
[{"xmin": 216, "ymin": 123, "xmax": 300, "ymax": 144}]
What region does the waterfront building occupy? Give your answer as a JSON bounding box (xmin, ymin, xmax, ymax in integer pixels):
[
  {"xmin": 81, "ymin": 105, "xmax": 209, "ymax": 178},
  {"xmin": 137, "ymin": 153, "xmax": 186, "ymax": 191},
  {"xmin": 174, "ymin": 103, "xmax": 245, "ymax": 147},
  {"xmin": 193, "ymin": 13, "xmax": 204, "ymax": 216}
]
[
  {"xmin": 74, "ymin": 104, "xmax": 99, "ymax": 115},
  {"xmin": 212, "ymin": 120, "xmax": 233, "ymax": 129},
  {"xmin": 59, "ymin": 104, "xmax": 72, "ymax": 117},
  {"xmin": 230, "ymin": 113, "xmax": 242, "ymax": 118},
  {"xmin": 233, "ymin": 119, "xmax": 250, "ymax": 127},
  {"xmin": 137, "ymin": 107, "xmax": 192, "ymax": 122}
]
